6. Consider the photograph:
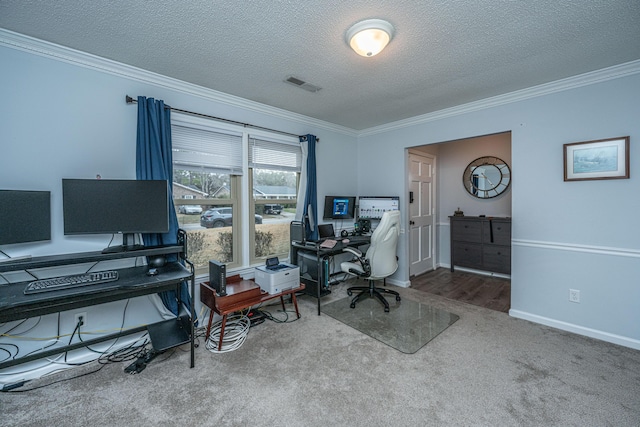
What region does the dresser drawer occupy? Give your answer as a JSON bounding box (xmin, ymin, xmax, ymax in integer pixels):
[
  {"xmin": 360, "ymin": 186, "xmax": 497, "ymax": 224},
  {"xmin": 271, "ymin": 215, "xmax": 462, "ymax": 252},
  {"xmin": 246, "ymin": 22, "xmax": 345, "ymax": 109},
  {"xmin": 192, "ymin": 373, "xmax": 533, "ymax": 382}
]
[
  {"xmin": 452, "ymin": 242, "xmax": 482, "ymax": 269},
  {"xmin": 449, "ymin": 216, "xmax": 511, "ymax": 274},
  {"xmin": 482, "ymin": 220, "xmax": 511, "ymax": 246},
  {"xmin": 483, "ymin": 245, "xmax": 511, "ymax": 274},
  {"xmin": 452, "ymin": 220, "xmax": 482, "ymax": 243}
]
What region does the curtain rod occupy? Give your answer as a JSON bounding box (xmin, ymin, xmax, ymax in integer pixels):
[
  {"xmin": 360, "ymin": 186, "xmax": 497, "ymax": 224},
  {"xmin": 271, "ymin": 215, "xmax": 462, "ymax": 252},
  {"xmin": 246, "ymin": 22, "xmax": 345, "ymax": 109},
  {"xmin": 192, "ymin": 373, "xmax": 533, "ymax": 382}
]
[{"xmin": 125, "ymin": 95, "xmax": 317, "ymax": 141}]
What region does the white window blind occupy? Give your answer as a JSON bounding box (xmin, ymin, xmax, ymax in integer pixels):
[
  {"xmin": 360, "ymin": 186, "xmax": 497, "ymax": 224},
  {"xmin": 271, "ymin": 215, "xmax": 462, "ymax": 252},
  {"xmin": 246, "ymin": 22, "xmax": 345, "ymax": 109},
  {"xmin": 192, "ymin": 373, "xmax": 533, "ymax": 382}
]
[
  {"xmin": 249, "ymin": 136, "xmax": 302, "ymax": 172},
  {"xmin": 172, "ymin": 124, "xmax": 243, "ymax": 175}
]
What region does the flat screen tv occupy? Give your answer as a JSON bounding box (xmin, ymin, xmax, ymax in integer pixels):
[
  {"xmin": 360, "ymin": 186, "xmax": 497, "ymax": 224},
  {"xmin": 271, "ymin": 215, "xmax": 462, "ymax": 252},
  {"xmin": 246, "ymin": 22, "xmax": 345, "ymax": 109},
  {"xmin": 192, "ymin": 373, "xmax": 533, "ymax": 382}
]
[
  {"xmin": 62, "ymin": 179, "xmax": 169, "ymax": 253},
  {"xmin": 322, "ymin": 196, "xmax": 356, "ymax": 220},
  {"xmin": 0, "ymin": 190, "xmax": 51, "ymax": 245}
]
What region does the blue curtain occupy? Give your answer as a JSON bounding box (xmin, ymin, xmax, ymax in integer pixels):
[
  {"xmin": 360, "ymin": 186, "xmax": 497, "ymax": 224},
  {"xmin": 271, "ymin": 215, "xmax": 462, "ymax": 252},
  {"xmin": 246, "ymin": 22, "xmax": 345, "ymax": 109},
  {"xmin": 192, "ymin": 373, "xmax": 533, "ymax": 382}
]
[
  {"xmin": 300, "ymin": 134, "xmax": 318, "ymax": 241},
  {"xmin": 135, "ymin": 96, "xmax": 191, "ymax": 317}
]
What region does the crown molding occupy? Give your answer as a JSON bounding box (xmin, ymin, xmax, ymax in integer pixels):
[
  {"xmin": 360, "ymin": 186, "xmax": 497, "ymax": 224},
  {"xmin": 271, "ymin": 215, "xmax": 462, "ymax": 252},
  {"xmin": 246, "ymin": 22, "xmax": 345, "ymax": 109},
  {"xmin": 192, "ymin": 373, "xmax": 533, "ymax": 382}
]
[
  {"xmin": 0, "ymin": 29, "xmax": 357, "ymax": 138},
  {"xmin": 359, "ymin": 59, "xmax": 640, "ymax": 137},
  {"xmin": 3, "ymin": 28, "xmax": 638, "ymax": 140}
]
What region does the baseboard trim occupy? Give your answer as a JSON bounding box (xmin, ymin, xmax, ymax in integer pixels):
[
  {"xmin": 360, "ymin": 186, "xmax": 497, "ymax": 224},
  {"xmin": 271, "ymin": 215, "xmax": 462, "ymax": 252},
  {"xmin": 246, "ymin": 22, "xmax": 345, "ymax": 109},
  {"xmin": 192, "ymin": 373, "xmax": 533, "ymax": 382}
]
[
  {"xmin": 448, "ymin": 266, "xmax": 511, "ymax": 279},
  {"xmin": 387, "ymin": 278, "xmax": 411, "ymax": 288},
  {"xmin": 509, "ymin": 309, "xmax": 640, "ymax": 350}
]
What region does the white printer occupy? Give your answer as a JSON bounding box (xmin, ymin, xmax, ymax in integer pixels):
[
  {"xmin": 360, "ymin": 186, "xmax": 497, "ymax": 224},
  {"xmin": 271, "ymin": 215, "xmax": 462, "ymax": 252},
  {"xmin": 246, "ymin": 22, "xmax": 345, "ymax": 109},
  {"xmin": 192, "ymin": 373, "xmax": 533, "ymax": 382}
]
[{"xmin": 254, "ymin": 262, "xmax": 300, "ymax": 294}]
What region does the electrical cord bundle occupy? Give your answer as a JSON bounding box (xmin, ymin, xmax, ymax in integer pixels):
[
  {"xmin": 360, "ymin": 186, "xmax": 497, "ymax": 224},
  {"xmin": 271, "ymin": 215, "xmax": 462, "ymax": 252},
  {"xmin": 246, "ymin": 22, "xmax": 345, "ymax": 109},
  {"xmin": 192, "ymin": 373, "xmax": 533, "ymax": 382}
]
[
  {"xmin": 99, "ymin": 338, "xmax": 149, "ymax": 365},
  {"xmin": 252, "ymin": 306, "xmax": 298, "ymax": 324},
  {"xmin": 0, "ymin": 298, "xmax": 155, "ymax": 391},
  {"xmin": 2, "ymin": 338, "xmax": 152, "ymax": 392},
  {"xmin": 204, "ymin": 313, "xmax": 250, "ymax": 353}
]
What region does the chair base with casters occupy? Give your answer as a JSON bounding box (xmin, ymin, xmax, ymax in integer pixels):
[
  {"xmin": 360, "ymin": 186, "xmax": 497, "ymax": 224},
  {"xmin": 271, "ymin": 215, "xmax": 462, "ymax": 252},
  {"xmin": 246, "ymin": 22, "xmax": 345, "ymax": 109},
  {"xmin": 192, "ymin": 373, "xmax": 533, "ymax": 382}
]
[{"xmin": 347, "ymin": 278, "xmax": 401, "ymax": 312}]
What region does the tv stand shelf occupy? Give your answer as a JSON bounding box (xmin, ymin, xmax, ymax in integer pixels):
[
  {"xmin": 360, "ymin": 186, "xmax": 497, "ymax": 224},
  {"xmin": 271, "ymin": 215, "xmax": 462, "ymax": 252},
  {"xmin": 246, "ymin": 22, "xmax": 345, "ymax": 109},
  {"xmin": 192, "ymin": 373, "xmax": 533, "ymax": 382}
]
[
  {"xmin": 0, "ymin": 244, "xmax": 185, "ymax": 273},
  {"xmin": 0, "ymin": 234, "xmax": 195, "ymax": 371}
]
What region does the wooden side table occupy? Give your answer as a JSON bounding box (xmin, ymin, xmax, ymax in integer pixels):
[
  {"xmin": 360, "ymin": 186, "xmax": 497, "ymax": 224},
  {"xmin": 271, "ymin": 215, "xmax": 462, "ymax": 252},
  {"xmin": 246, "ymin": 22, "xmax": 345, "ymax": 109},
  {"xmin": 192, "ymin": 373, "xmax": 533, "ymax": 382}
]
[{"xmin": 200, "ymin": 275, "xmax": 304, "ymax": 351}]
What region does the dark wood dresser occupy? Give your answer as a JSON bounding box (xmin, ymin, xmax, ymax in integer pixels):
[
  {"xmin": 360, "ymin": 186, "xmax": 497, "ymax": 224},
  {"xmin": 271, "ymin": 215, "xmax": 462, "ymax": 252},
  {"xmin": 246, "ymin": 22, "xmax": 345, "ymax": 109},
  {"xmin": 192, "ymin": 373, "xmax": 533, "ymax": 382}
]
[{"xmin": 449, "ymin": 216, "xmax": 511, "ymax": 274}]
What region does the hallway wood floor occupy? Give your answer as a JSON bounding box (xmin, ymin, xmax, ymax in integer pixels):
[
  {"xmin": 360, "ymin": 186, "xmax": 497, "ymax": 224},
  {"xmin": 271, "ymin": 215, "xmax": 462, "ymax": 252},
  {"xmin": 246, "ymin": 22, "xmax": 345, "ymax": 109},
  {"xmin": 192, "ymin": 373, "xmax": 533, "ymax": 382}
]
[{"xmin": 411, "ymin": 268, "xmax": 511, "ymax": 313}]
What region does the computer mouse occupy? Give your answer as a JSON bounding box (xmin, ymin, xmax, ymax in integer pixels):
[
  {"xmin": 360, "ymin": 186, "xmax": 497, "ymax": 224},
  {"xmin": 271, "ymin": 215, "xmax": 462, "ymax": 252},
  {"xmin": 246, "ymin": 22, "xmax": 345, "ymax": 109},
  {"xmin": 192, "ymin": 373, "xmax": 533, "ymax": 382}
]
[{"xmin": 342, "ymin": 238, "xmax": 350, "ymax": 244}]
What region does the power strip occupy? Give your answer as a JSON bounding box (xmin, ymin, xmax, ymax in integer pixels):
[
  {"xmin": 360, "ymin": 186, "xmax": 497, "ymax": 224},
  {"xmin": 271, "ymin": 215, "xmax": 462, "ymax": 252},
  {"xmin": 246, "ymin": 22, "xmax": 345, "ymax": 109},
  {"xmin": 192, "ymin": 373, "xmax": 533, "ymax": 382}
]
[
  {"xmin": 247, "ymin": 309, "xmax": 266, "ymax": 327},
  {"xmin": 124, "ymin": 350, "xmax": 159, "ymax": 375}
]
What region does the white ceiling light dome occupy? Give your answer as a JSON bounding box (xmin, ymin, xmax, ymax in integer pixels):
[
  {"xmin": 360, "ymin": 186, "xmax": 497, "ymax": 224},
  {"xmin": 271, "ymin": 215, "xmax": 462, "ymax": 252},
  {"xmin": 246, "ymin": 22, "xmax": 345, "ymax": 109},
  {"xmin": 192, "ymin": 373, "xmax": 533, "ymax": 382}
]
[{"xmin": 346, "ymin": 19, "xmax": 395, "ymax": 57}]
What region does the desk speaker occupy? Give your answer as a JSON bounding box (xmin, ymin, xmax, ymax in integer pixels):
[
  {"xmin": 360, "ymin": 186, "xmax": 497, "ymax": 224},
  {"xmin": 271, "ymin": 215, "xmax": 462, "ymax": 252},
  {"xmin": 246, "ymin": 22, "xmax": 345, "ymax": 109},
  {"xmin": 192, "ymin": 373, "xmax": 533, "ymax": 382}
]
[{"xmin": 290, "ymin": 220, "xmax": 305, "ymax": 243}]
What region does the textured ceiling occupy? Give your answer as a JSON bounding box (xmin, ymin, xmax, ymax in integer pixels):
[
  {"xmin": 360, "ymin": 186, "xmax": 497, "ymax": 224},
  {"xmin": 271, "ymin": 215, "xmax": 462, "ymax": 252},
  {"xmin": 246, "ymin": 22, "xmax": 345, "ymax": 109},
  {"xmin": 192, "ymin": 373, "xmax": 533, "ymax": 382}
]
[{"xmin": 1, "ymin": 0, "xmax": 639, "ymax": 130}]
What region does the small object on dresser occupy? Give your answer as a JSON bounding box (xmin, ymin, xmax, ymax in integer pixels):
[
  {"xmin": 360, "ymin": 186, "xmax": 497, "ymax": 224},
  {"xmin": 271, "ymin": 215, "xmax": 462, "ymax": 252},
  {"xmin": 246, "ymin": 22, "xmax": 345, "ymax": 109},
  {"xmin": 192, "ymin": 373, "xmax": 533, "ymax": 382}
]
[{"xmin": 454, "ymin": 207, "xmax": 464, "ymax": 217}]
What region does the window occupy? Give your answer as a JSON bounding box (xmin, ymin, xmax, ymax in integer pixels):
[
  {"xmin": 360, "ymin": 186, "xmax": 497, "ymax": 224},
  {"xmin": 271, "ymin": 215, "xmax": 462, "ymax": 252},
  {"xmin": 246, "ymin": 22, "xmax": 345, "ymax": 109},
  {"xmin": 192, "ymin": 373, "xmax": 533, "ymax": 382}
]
[
  {"xmin": 171, "ymin": 114, "xmax": 242, "ymax": 272},
  {"xmin": 171, "ymin": 114, "xmax": 302, "ymax": 275},
  {"xmin": 249, "ymin": 135, "xmax": 301, "ymax": 263}
]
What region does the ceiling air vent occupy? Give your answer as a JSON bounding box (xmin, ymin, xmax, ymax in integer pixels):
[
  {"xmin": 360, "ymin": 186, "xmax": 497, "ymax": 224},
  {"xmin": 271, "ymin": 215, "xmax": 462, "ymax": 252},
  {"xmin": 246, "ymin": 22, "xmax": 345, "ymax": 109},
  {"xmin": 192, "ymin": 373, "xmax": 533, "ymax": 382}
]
[{"xmin": 284, "ymin": 76, "xmax": 322, "ymax": 93}]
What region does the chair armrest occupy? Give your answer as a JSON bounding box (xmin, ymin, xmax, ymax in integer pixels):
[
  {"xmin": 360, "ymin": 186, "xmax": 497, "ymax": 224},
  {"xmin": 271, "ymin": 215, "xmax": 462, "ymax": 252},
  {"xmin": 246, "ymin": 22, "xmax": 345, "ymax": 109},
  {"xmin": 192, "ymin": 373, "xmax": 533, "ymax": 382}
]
[{"xmin": 341, "ymin": 247, "xmax": 362, "ymax": 258}]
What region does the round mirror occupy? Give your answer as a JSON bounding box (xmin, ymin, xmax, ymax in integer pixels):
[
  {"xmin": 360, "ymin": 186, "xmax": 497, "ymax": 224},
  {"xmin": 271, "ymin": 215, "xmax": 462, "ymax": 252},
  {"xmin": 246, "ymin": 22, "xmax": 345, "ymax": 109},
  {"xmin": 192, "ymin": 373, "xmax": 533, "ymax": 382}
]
[{"xmin": 463, "ymin": 156, "xmax": 511, "ymax": 199}]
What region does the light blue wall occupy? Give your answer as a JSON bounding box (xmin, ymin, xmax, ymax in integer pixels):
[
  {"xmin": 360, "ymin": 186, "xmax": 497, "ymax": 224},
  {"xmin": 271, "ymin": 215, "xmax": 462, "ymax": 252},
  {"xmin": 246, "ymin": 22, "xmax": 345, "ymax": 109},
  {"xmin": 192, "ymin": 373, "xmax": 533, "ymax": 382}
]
[
  {"xmin": 0, "ymin": 40, "xmax": 358, "ymax": 384},
  {"xmin": 357, "ymin": 73, "xmax": 640, "ymax": 348},
  {"xmin": 0, "ymin": 44, "xmax": 358, "ymax": 258}
]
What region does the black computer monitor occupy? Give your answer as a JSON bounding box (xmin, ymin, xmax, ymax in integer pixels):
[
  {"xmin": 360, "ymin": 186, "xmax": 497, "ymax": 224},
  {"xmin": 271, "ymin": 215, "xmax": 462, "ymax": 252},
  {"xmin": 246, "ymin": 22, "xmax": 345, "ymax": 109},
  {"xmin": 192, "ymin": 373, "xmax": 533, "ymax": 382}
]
[
  {"xmin": 322, "ymin": 196, "xmax": 356, "ymax": 220},
  {"xmin": 62, "ymin": 179, "xmax": 169, "ymax": 252},
  {"xmin": 0, "ymin": 190, "xmax": 51, "ymax": 245}
]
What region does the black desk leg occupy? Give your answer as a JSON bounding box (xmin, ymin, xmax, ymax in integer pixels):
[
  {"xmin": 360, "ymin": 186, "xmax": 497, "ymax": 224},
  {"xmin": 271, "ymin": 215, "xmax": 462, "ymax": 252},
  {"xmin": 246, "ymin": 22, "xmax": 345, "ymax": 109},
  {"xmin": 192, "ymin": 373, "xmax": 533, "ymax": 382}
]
[
  {"xmin": 317, "ymin": 249, "xmax": 321, "ymax": 315},
  {"xmin": 190, "ymin": 274, "xmax": 195, "ymax": 368}
]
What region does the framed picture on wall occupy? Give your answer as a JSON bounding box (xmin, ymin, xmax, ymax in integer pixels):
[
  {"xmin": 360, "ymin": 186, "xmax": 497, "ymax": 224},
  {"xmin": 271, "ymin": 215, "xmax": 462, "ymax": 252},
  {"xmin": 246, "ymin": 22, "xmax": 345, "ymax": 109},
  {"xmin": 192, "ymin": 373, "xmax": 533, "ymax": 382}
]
[{"xmin": 564, "ymin": 136, "xmax": 630, "ymax": 181}]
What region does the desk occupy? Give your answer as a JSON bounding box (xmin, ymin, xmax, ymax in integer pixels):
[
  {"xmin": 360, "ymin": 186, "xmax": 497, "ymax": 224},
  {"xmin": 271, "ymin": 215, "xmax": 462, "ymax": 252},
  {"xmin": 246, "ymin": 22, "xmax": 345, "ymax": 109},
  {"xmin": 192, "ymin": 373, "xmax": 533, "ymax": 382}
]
[
  {"xmin": 200, "ymin": 276, "xmax": 304, "ymax": 351},
  {"xmin": 0, "ymin": 241, "xmax": 195, "ymax": 370},
  {"xmin": 291, "ymin": 237, "xmax": 370, "ymax": 315}
]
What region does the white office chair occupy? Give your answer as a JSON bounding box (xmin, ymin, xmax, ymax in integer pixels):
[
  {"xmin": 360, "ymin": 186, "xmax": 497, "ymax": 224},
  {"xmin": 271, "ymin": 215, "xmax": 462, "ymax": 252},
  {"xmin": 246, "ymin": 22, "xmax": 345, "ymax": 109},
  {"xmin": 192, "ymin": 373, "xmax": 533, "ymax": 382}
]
[{"xmin": 340, "ymin": 210, "xmax": 401, "ymax": 312}]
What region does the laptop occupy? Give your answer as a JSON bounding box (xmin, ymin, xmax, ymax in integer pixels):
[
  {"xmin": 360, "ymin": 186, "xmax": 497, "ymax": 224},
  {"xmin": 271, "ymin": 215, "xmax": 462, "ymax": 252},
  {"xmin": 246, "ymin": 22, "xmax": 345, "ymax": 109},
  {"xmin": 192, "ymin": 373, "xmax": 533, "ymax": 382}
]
[
  {"xmin": 317, "ymin": 223, "xmax": 335, "ymax": 240},
  {"xmin": 317, "ymin": 224, "xmax": 339, "ymax": 248}
]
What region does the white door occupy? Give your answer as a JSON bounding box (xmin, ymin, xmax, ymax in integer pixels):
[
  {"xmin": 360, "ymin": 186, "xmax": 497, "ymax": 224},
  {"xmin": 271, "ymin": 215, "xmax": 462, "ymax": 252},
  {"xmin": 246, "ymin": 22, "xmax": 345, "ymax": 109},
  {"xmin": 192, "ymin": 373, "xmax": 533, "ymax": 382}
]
[{"xmin": 408, "ymin": 152, "xmax": 436, "ymax": 277}]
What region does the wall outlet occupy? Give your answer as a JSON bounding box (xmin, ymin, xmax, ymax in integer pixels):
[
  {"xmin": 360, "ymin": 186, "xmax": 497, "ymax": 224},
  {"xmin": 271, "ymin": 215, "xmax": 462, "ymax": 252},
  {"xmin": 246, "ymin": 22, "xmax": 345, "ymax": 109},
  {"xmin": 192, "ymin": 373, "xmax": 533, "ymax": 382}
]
[
  {"xmin": 74, "ymin": 312, "xmax": 87, "ymax": 326},
  {"xmin": 569, "ymin": 289, "xmax": 580, "ymax": 303}
]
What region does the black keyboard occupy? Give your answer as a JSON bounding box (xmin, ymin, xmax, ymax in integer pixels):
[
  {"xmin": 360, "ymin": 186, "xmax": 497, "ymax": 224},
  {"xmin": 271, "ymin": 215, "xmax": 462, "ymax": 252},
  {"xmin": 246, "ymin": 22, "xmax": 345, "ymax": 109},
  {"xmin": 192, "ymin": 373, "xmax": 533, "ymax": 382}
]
[{"xmin": 24, "ymin": 270, "xmax": 119, "ymax": 295}]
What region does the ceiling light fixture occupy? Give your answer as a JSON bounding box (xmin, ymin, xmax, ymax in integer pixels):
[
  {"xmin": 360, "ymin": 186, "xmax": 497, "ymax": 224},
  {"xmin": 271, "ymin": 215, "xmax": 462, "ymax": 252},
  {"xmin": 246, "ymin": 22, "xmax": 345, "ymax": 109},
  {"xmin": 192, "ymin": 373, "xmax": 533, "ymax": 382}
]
[{"xmin": 346, "ymin": 19, "xmax": 395, "ymax": 57}]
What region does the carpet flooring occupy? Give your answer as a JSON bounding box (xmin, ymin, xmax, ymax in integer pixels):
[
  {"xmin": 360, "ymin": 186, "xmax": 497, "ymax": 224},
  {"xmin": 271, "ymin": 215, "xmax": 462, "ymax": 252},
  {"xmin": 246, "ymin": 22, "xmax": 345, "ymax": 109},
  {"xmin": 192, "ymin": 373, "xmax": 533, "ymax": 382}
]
[{"xmin": 2, "ymin": 280, "xmax": 639, "ymax": 426}]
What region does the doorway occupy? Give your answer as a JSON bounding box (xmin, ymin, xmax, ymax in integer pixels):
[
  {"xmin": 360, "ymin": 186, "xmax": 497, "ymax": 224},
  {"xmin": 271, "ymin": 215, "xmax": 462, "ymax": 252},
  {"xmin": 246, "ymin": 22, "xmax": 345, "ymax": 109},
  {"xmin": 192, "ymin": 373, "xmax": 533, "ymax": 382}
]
[
  {"xmin": 407, "ymin": 151, "xmax": 436, "ymax": 277},
  {"xmin": 405, "ymin": 132, "xmax": 512, "ymax": 308}
]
